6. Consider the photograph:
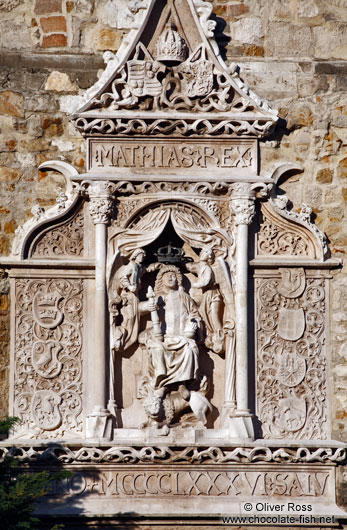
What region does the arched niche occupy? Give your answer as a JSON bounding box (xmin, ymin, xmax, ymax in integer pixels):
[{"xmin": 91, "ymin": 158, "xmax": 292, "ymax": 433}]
[{"xmin": 107, "ymin": 200, "xmax": 236, "ymax": 434}]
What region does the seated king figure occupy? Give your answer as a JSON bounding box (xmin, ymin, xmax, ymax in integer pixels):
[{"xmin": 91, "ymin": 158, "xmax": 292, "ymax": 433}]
[{"xmin": 144, "ymin": 264, "xmax": 201, "ymax": 393}]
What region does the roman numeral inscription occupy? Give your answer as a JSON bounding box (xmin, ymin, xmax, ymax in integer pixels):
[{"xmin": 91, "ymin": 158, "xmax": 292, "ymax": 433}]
[
  {"xmin": 88, "ymin": 139, "xmax": 257, "ymax": 174},
  {"xmin": 49, "ymin": 469, "xmax": 330, "ymax": 499}
]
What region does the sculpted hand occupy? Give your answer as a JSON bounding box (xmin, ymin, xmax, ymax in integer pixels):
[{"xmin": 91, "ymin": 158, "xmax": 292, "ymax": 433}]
[
  {"xmin": 184, "ymin": 319, "xmax": 198, "ymax": 338},
  {"xmin": 147, "ymin": 299, "xmax": 157, "ymax": 312}
]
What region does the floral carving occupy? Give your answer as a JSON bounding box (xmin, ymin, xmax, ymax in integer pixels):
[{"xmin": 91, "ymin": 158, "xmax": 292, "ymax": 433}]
[
  {"xmin": 31, "ymin": 211, "xmax": 84, "ymax": 258},
  {"xmin": 256, "ymin": 273, "xmax": 328, "ymax": 440},
  {"xmin": 12, "ymin": 279, "xmax": 83, "ymax": 439},
  {"xmin": 257, "ymin": 202, "xmax": 317, "ymax": 257}
]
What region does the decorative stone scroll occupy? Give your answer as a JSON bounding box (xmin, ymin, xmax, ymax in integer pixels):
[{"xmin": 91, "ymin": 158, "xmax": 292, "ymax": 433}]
[
  {"xmin": 30, "ymin": 210, "xmax": 84, "ymax": 258},
  {"xmin": 257, "ymin": 202, "xmax": 318, "ymax": 258},
  {"xmin": 256, "ymin": 271, "xmax": 328, "ymax": 440},
  {"xmin": 1, "ymin": 444, "xmax": 345, "ymax": 465},
  {"xmin": 12, "ymin": 279, "xmax": 83, "ymax": 439}
]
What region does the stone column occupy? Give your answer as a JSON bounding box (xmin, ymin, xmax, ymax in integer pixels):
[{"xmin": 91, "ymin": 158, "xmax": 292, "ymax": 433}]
[
  {"xmin": 228, "ymin": 183, "xmax": 256, "ymax": 439},
  {"xmin": 86, "ymin": 181, "xmax": 114, "ymax": 440}
]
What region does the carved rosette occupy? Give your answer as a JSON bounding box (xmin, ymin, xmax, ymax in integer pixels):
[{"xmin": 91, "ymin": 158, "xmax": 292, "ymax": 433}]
[
  {"xmin": 88, "ymin": 181, "xmax": 115, "ymax": 224},
  {"xmin": 12, "ymin": 279, "xmax": 83, "ymax": 439},
  {"xmin": 256, "ymin": 270, "xmax": 328, "ymax": 440}
]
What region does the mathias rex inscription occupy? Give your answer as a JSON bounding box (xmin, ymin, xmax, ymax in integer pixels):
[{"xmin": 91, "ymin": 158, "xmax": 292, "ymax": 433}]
[{"xmin": 88, "ymin": 138, "xmax": 257, "ymax": 174}]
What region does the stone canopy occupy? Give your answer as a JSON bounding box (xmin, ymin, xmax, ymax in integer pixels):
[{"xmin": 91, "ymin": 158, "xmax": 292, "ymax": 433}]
[{"xmin": 0, "ymin": 0, "xmax": 346, "ymax": 527}]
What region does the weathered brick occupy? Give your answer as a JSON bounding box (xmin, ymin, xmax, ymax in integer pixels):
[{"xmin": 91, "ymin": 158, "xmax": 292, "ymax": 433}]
[
  {"xmin": 4, "ymin": 221, "xmax": 16, "ymax": 234},
  {"xmin": 316, "ymin": 168, "xmax": 333, "ymax": 184},
  {"xmin": 0, "ymin": 91, "xmax": 24, "ymax": 118},
  {"xmin": 0, "ymin": 167, "xmax": 20, "ymax": 182},
  {"xmin": 44, "ymin": 71, "xmax": 77, "ymax": 92},
  {"xmin": 34, "ymin": 0, "xmax": 62, "ymax": 14},
  {"xmin": 337, "ymin": 158, "xmax": 347, "ymax": 179},
  {"xmin": 0, "ymin": 236, "xmax": 10, "ymax": 255},
  {"xmin": 0, "ymin": 140, "xmax": 16, "ymax": 152},
  {"xmin": 42, "ymin": 33, "xmax": 67, "ymax": 47},
  {"xmin": 40, "ymin": 16, "xmax": 67, "ymax": 33},
  {"xmin": 94, "ymin": 28, "xmax": 124, "ymax": 51},
  {"xmin": 242, "ymin": 44, "xmax": 264, "ymax": 57},
  {"xmin": 265, "ymin": 22, "xmax": 312, "ymax": 56},
  {"xmin": 228, "ymin": 3, "xmax": 249, "ymax": 17}
]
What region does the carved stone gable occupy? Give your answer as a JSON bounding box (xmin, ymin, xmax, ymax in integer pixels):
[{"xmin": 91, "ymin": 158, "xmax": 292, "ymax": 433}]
[{"xmin": 72, "ymin": 0, "xmax": 278, "ymax": 140}]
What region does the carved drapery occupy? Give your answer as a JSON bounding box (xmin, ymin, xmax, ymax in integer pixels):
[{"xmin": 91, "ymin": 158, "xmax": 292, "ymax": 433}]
[
  {"xmin": 12, "ymin": 279, "xmax": 83, "ymax": 439},
  {"xmin": 256, "ymin": 271, "xmax": 328, "ymax": 440},
  {"xmin": 108, "ymin": 202, "xmax": 233, "ymax": 283}
]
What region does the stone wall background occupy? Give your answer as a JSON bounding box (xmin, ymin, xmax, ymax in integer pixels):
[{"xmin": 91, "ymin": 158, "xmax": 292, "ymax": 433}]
[{"xmin": 0, "ymin": 0, "xmax": 346, "ymax": 447}]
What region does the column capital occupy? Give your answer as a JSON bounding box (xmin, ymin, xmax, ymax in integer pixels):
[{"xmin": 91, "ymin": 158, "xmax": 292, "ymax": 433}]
[
  {"xmin": 230, "ymin": 184, "xmax": 256, "ymax": 226},
  {"xmin": 88, "ymin": 181, "xmax": 115, "ymax": 225}
]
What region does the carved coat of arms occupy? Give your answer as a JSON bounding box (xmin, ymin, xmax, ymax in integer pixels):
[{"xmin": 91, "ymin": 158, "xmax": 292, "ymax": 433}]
[
  {"xmin": 174, "ymin": 45, "xmax": 214, "ymax": 97},
  {"xmin": 278, "ymin": 268, "xmax": 306, "ymax": 298},
  {"xmin": 278, "ymin": 307, "xmax": 305, "ymax": 341},
  {"xmin": 32, "ymin": 390, "xmax": 62, "ymax": 430},
  {"xmin": 277, "ymin": 396, "xmax": 306, "ymax": 433},
  {"xmin": 32, "ymin": 340, "xmax": 63, "ymax": 379},
  {"xmin": 277, "ymin": 351, "xmax": 306, "ymax": 387},
  {"xmin": 33, "ymin": 291, "xmax": 63, "ymax": 329},
  {"xmin": 127, "ymin": 42, "xmax": 165, "ymax": 97}
]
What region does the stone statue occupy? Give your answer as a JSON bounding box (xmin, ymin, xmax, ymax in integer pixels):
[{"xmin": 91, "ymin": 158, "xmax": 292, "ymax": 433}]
[
  {"xmin": 186, "ymin": 246, "xmax": 225, "ymax": 354},
  {"xmin": 139, "ymin": 264, "xmax": 212, "ymax": 431},
  {"xmin": 109, "ymin": 248, "xmax": 146, "ymax": 352}
]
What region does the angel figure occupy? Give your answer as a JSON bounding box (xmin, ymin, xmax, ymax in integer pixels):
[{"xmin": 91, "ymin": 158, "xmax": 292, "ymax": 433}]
[
  {"xmin": 186, "ymin": 246, "xmax": 226, "ymax": 354},
  {"xmin": 109, "ymin": 248, "xmax": 146, "ymax": 352}
]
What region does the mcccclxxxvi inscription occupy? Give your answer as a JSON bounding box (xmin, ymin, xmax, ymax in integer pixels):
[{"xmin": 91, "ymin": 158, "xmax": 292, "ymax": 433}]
[
  {"xmin": 89, "ymin": 140, "xmax": 255, "ymax": 171},
  {"xmin": 50, "ymin": 470, "xmax": 329, "ymax": 498}
]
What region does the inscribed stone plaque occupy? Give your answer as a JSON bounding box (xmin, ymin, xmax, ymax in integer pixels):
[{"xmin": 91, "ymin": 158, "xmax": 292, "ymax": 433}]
[
  {"xmin": 38, "ymin": 463, "xmax": 342, "ymax": 517},
  {"xmin": 87, "ymin": 138, "xmax": 258, "ymax": 177}
]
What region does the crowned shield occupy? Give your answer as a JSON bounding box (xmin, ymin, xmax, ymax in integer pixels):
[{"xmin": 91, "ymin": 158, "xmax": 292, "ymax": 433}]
[
  {"xmin": 33, "ymin": 291, "xmax": 63, "ymax": 329},
  {"xmin": 278, "ymin": 307, "xmax": 305, "ymax": 341}
]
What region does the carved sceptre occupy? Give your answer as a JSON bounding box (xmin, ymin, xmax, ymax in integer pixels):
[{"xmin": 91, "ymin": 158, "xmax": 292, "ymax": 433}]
[{"xmin": 147, "ymin": 286, "xmax": 163, "ymax": 341}]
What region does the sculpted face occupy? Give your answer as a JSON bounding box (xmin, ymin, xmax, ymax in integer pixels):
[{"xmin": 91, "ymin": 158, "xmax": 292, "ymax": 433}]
[{"xmin": 162, "ymin": 271, "xmax": 178, "ymax": 291}]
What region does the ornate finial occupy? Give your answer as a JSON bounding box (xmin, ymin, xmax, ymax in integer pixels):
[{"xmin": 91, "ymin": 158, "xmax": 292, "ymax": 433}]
[
  {"xmin": 156, "ymin": 23, "xmax": 188, "ymax": 64},
  {"xmin": 155, "ymin": 243, "xmax": 185, "ymax": 263}
]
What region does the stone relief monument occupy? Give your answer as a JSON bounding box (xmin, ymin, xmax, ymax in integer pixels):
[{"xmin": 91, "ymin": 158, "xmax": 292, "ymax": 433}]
[{"xmin": 0, "ymin": 0, "xmax": 345, "ymax": 525}]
